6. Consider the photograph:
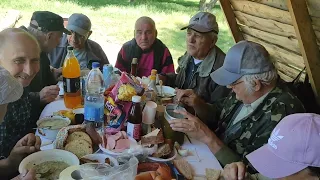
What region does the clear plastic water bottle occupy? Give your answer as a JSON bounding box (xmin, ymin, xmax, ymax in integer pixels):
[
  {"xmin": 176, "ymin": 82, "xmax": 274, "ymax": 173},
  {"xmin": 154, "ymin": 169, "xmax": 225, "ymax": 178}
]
[{"xmin": 84, "ymin": 62, "xmax": 105, "ymax": 132}]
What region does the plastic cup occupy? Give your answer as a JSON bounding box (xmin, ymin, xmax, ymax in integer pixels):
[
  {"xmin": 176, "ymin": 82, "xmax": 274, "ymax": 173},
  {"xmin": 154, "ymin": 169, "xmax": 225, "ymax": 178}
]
[{"xmin": 142, "ymin": 101, "xmax": 157, "ymax": 124}]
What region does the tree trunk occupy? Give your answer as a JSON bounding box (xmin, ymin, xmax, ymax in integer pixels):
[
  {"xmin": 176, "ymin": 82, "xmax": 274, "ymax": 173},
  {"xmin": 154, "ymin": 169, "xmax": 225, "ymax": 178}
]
[
  {"xmin": 199, "ymin": 0, "xmax": 206, "ymax": 11},
  {"xmin": 199, "ymin": 0, "xmax": 218, "ymax": 11}
]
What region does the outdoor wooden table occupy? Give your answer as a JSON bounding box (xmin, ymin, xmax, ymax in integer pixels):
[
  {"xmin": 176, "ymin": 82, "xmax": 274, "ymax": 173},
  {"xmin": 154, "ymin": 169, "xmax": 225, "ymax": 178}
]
[{"xmin": 38, "ymin": 98, "xmax": 222, "ymax": 178}]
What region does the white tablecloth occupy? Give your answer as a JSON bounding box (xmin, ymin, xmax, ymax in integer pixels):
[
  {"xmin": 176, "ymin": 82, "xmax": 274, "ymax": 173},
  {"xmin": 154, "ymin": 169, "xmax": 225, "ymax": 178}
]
[{"xmin": 38, "ymin": 98, "xmax": 222, "ymax": 177}]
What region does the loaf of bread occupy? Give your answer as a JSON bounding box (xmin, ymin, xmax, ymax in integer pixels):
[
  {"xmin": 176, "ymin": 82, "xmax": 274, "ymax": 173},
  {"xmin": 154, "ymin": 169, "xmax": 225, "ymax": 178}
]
[
  {"xmin": 65, "ymin": 139, "xmax": 93, "ymax": 158},
  {"xmin": 173, "ymin": 159, "xmax": 193, "ymax": 180},
  {"xmin": 66, "ymin": 131, "xmax": 92, "ymax": 145}
]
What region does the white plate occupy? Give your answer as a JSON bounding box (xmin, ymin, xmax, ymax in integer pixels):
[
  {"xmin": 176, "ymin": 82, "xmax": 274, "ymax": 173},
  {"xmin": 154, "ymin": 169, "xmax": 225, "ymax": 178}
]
[
  {"xmin": 19, "ymin": 149, "xmax": 79, "ymax": 173},
  {"xmin": 99, "ymin": 137, "xmax": 138, "ymax": 156},
  {"xmin": 147, "ymin": 148, "xmax": 177, "ymax": 162},
  {"xmin": 156, "ymin": 85, "xmax": 176, "ymax": 97},
  {"xmin": 81, "ymin": 154, "xmax": 119, "ymax": 166}
]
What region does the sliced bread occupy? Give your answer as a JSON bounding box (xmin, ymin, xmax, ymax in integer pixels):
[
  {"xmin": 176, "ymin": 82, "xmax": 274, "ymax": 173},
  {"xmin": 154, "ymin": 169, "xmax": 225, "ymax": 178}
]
[
  {"xmin": 173, "ymin": 159, "xmax": 193, "ymax": 180},
  {"xmin": 65, "ymin": 139, "xmax": 93, "ymax": 158},
  {"xmin": 66, "ymin": 131, "xmax": 92, "ymax": 145},
  {"xmin": 206, "ymin": 168, "xmax": 222, "ymax": 180}
]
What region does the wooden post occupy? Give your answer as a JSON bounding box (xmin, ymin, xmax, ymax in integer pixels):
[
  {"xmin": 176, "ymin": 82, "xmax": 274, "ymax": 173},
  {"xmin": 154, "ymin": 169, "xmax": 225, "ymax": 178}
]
[
  {"xmin": 287, "ymin": 0, "xmax": 320, "ymax": 101},
  {"xmin": 219, "ymin": 0, "xmax": 244, "ymax": 42}
]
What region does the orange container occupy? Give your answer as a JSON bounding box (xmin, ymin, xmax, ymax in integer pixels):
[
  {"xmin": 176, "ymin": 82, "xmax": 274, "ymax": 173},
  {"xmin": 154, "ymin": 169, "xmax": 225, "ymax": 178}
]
[{"xmin": 62, "ymin": 46, "xmax": 82, "ymax": 109}]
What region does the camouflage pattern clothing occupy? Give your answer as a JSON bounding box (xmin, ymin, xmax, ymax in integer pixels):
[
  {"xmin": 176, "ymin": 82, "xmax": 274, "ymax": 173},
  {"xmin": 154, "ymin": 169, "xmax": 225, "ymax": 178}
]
[{"xmin": 207, "ymin": 81, "xmax": 305, "ymax": 172}]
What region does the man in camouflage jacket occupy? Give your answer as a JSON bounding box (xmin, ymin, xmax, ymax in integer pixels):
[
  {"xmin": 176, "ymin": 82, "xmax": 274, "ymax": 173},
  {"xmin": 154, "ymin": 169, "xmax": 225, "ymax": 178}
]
[{"xmin": 170, "ymin": 41, "xmax": 304, "ymax": 172}]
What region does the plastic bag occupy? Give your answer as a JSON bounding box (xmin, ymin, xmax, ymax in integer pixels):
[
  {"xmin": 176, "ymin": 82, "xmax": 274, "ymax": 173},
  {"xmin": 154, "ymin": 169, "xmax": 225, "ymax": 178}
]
[
  {"xmin": 111, "ymin": 73, "xmax": 144, "ymax": 102},
  {"xmin": 79, "ymin": 155, "xmax": 138, "ymax": 180},
  {"xmin": 104, "ymin": 96, "xmax": 126, "ymax": 133}
]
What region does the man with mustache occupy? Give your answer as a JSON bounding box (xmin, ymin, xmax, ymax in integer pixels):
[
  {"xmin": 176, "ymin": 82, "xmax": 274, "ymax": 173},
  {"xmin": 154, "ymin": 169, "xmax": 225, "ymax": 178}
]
[
  {"xmin": 115, "ymin": 16, "xmax": 175, "ymax": 77},
  {"xmin": 162, "ymin": 12, "xmax": 229, "ymax": 104},
  {"xmin": 0, "ymin": 28, "xmax": 42, "ymax": 161}
]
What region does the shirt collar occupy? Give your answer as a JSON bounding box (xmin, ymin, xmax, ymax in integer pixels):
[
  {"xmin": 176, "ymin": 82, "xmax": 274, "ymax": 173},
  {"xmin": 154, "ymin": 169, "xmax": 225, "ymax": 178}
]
[{"xmin": 245, "ymin": 91, "xmax": 270, "ymax": 110}]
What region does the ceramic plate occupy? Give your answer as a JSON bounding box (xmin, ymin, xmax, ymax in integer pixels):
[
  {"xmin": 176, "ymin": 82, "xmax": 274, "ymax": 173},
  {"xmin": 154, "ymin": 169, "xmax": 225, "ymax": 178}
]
[
  {"xmin": 99, "ymin": 137, "xmax": 138, "ymax": 156},
  {"xmin": 147, "ymin": 148, "xmax": 177, "ymax": 162}
]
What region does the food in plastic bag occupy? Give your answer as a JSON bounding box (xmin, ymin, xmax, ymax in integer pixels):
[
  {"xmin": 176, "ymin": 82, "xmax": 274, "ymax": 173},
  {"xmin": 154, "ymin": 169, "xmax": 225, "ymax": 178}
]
[
  {"xmin": 104, "ymin": 96, "xmax": 126, "ymax": 132},
  {"xmin": 79, "ymin": 155, "xmax": 138, "ymax": 180},
  {"xmin": 111, "ymin": 73, "xmax": 144, "ymax": 102}
]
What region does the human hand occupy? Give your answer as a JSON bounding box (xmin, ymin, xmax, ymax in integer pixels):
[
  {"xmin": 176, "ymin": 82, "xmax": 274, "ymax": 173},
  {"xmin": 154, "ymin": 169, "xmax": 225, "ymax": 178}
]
[
  {"xmin": 7, "ymin": 134, "xmax": 41, "ymax": 170},
  {"xmin": 11, "ymin": 169, "xmax": 36, "ymax": 180},
  {"xmin": 39, "ymin": 85, "xmax": 60, "ymax": 103},
  {"xmin": 175, "ymin": 89, "xmax": 202, "ymax": 107},
  {"xmin": 52, "ymin": 67, "xmax": 62, "ymax": 80},
  {"xmin": 223, "ymin": 162, "xmax": 247, "ymax": 180},
  {"xmin": 168, "ymin": 109, "xmax": 215, "ymax": 144}
]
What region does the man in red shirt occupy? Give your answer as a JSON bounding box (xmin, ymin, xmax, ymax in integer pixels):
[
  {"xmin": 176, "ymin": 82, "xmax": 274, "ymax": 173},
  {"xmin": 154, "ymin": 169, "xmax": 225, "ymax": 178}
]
[{"xmin": 115, "ymin": 16, "xmax": 175, "ymax": 77}]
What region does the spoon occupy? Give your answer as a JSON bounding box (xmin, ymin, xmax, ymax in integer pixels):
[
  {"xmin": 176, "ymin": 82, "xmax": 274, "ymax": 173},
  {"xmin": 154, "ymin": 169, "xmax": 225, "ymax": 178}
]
[{"xmin": 159, "ymin": 80, "xmax": 163, "ymax": 97}]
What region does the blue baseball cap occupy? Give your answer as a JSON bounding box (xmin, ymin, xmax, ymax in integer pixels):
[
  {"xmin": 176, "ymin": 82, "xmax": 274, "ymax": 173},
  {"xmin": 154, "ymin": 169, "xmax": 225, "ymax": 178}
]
[{"xmin": 210, "ymin": 40, "xmax": 274, "ymax": 86}]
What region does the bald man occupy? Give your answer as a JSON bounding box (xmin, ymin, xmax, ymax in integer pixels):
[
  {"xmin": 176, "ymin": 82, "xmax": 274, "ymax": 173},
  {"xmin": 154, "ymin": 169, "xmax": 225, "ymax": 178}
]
[
  {"xmin": 115, "ymin": 16, "xmax": 175, "ymax": 77},
  {"xmin": 0, "ymin": 28, "xmax": 41, "ymax": 161}
]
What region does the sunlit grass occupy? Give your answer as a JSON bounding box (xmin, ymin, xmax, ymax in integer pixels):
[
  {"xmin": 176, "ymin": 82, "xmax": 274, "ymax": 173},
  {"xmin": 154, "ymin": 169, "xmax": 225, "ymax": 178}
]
[{"xmin": 0, "ymin": 0, "xmax": 234, "ymax": 67}]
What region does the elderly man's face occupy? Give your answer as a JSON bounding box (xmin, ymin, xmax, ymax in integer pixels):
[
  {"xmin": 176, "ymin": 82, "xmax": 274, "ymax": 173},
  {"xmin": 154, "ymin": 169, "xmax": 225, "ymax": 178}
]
[
  {"xmin": 227, "ymin": 78, "xmax": 253, "ymax": 103},
  {"xmin": 67, "ymin": 30, "xmax": 89, "ymax": 50},
  {"xmin": 0, "ymin": 34, "xmax": 40, "ymax": 87},
  {"xmin": 186, "ymin": 28, "xmax": 215, "ymax": 60},
  {"xmin": 135, "ymin": 22, "xmax": 157, "ymax": 50}
]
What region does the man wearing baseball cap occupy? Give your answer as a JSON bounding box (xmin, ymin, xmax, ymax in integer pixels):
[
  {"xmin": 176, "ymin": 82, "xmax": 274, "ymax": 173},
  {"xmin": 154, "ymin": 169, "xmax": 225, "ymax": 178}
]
[
  {"xmin": 19, "ymin": 11, "xmax": 69, "ymax": 124},
  {"xmin": 49, "ymin": 13, "xmax": 109, "ymax": 70},
  {"xmin": 169, "ymin": 41, "xmax": 304, "ymax": 171},
  {"xmin": 223, "ymin": 113, "xmax": 320, "ymax": 180},
  {"xmin": 164, "ymin": 12, "xmax": 229, "ymax": 104}
]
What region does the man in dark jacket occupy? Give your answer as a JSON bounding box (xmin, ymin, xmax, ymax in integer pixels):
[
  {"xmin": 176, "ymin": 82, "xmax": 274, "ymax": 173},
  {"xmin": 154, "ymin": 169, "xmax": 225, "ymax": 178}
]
[
  {"xmin": 21, "ymin": 11, "xmax": 70, "ymax": 123},
  {"xmin": 164, "ymin": 12, "xmax": 230, "ymax": 104},
  {"xmin": 49, "ymin": 13, "xmax": 109, "ymax": 70},
  {"xmin": 115, "ymin": 16, "xmax": 175, "ymax": 77}
]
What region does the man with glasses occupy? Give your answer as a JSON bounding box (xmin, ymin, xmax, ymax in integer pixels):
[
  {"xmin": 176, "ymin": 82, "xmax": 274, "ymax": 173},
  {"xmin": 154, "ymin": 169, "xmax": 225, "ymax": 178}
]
[
  {"xmin": 49, "ymin": 13, "xmax": 109, "ymax": 70},
  {"xmin": 170, "ymin": 41, "xmax": 304, "ymax": 172}
]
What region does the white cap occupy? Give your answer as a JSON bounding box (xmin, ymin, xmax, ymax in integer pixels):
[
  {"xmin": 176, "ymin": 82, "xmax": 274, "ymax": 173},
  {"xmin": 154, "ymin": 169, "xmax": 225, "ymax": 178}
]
[
  {"xmin": 132, "ymin": 95, "xmax": 141, "ymax": 103},
  {"xmin": 0, "ymin": 66, "xmax": 23, "ymax": 105}
]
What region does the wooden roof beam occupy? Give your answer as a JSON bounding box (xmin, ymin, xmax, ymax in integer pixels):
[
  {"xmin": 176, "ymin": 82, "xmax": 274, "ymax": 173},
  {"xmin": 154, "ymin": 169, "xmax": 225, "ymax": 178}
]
[
  {"xmin": 219, "ymin": 0, "xmax": 244, "ymax": 42},
  {"xmin": 287, "ymin": 0, "xmax": 320, "ymax": 101}
]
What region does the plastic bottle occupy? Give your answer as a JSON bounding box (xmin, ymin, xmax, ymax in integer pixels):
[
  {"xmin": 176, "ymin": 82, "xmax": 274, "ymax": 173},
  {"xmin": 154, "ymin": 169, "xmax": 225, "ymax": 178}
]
[
  {"xmin": 127, "ymin": 96, "xmax": 142, "ymax": 141},
  {"xmin": 62, "ymin": 46, "xmax": 82, "ymax": 109},
  {"xmin": 103, "ymin": 64, "xmax": 115, "ymax": 89},
  {"xmin": 148, "ymin": 75, "xmax": 158, "ymax": 94},
  {"xmin": 84, "ymin": 62, "xmax": 105, "ymax": 132}
]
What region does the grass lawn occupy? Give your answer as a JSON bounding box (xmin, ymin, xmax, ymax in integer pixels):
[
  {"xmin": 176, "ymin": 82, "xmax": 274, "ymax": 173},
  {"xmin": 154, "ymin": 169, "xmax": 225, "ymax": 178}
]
[{"xmin": 0, "ymin": 0, "xmax": 234, "ymax": 67}]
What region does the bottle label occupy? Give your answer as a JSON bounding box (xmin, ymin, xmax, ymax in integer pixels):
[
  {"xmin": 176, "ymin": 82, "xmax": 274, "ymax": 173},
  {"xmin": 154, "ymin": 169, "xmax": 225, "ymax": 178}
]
[
  {"xmin": 63, "ymin": 77, "xmax": 80, "ymax": 93},
  {"xmin": 127, "ymin": 122, "xmax": 141, "ymax": 140},
  {"xmin": 84, "ymin": 105, "xmax": 104, "ymax": 122}
]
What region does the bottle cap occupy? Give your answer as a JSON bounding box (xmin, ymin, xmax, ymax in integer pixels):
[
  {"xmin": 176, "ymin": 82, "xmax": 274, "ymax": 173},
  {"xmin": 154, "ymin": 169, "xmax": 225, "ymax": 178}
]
[
  {"xmin": 149, "ymin": 75, "xmax": 156, "ymax": 81},
  {"xmin": 67, "ymin": 46, "xmax": 73, "ymax": 51},
  {"xmin": 132, "ymin": 58, "xmax": 138, "ymax": 64},
  {"xmin": 103, "ymin": 64, "xmax": 113, "ymax": 72},
  {"xmin": 92, "ymin": 62, "xmax": 100, "ymax": 69},
  {"xmin": 132, "ymin": 95, "xmax": 141, "ymax": 103},
  {"xmin": 151, "ymin": 69, "xmax": 157, "ymax": 75}
]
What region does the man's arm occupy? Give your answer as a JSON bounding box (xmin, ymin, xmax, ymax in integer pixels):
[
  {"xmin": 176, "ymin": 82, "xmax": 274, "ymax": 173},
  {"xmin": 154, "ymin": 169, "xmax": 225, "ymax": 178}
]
[
  {"xmin": 115, "ymin": 47, "xmax": 130, "ymax": 73},
  {"xmin": 160, "ymin": 48, "xmax": 175, "ymax": 74}
]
